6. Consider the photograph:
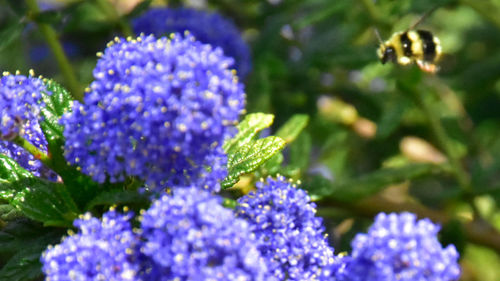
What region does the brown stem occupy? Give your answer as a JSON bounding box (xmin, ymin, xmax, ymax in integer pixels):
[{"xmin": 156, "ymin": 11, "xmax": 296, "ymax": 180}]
[{"xmin": 318, "ymin": 196, "xmax": 500, "ymax": 253}]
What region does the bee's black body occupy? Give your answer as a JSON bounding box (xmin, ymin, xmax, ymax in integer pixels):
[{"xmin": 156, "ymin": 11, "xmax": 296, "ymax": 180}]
[{"xmin": 377, "ymin": 29, "xmax": 442, "ymax": 73}]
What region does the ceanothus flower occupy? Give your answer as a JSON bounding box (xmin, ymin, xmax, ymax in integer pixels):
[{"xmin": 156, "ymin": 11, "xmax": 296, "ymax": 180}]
[
  {"xmin": 340, "ymin": 212, "xmax": 461, "ymax": 281},
  {"xmin": 41, "ymin": 210, "xmax": 140, "ymax": 281},
  {"xmin": 0, "ymin": 72, "xmax": 47, "ymax": 139},
  {"xmin": 236, "ymin": 176, "xmax": 338, "ymax": 280},
  {"xmin": 139, "ymin": 187, "xmax": 270, "ymax": 280},
  {"xmin": 61, "ymin": 34, "xmax": 245, "ymax": 191},
  {"xmin": 132, "ymin": 7, "xmax": 252, "ymax": 78},
  {"xmin": 0, "ymin": 73, "xmax": 55, "ymax": 178}
]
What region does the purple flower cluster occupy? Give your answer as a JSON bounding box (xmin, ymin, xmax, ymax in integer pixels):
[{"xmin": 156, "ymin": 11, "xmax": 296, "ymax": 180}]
[
  {"xmin": 41, "ymin": 172, "xmax": 462, "ymax": 281},
  {"xmin": 0, "ymin": 73, "xmax": 54, "ymax": 178},
  {"xmin": 340, "ymin": 212, "xmax": 461, "ymax": 281},
  {"xmin": 133, "ymin": 7, "xmax": 252, "ymax": 78},
  {"xmin": 0, "ymin": 73, "xmax": 46, "ymax": 139},
  {"xmin": 140, "ymin": 187, "xmax": 270, "ymax": 280},
  {"xmin": 41, "ymin": 210, "xmax": 140, "ymax": 281},
  {"xmin": 236, "ymin": 176, "xmax": 338, "ymax": 280},
  {"xmin": 61, "ymin": 34, "xmax": 245, "ymax": 191},
  {"xmin": 42, "ymin": 188, "xmax": 271, "ymax": 280}
]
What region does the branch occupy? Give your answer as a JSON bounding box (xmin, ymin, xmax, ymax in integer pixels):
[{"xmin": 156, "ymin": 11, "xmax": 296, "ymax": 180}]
[
  {"xmin": 12, "ymin": 135, "xmax": 52, "ymax": 169},
  {"xmin": 25, "ymin": 0, "xmax": 83, "ymax": 101},
  {"xmin": 397, "ymin": 82, "xmax": 480, "ymax": 218},
  {"xmin": 318, "ymin": 196, "xmax": 500, "ymax": 253}
]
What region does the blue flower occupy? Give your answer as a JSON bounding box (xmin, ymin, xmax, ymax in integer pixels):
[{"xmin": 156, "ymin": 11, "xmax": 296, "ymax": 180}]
[
  {"xmin": 0, "ymin": 73, "xmax": 55, "ymax": 179},
  {"xmin": 236, "ymin": 176, "xmax": 338, "ymax": 280},
  {"xmin": 133, "ymin": 7, "xmax": 252, "ymax": 78},
  {"xmin": 139, "ymin": 187, "xmax": 270, "ymax": 280},
  {"xmin": 61, "ymin": 34, "xmax": 245, "ymax": 191},
  {"xmin": 0, "ymin": 73, "xmax": 46, "ymax": 139},
  {"xmin": 340, "ymin": 212, "xmax": 461, "ymax": 281},
  {"xmin": 41, "ymin": 210, "xmax": 140, "ymax": 281}
]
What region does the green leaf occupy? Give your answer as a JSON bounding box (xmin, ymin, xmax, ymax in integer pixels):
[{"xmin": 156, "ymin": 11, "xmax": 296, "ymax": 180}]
[
  {"xmin": 0, "ymin": 155, "xmax": 78, "ymax": 226},
  {"xmin": 0, "ymin": 21, "xmax": 24, "ymax": 52},
  {"xmin": 376, "ymin": 98, "xmax": 410, "ymax": 139},
  {"xmin": 40, "ymin": 79, "xmax": 73, "ymax": 141},
  {"xmin": 0, "ymin": 155, "xmax": 34, "ymax": 188},
  {"xmin": 39, "ymin": 80, "xmax": 101, "ymax": 210},
  {"xmin": 223, "ymin": 113, "xmax": 274, "ymax": 154},
  {"xmin": 0, "ymin": 219, "xmax": 63, "ymax": 281},
  {"xmin": 255, "ymin": 114, "xmax": 310, "ymax": 178},
  {"xmin": 284, "ymin": 131, "xmax": 312, "ymax": 178},
  {"xmin": 0, "ymin": 219, "xmax": 62, "ymax": 257},
  {"xmin": 13, "ymin": 180, "xmax": 79, "ymax": 227},
  {"xmin": 222, "ymin": 136, "xmax": 286, "ymax": 189},
  {"xmin": 85, "ymin": 189, "xmax": 149, "ymax": 210},
  {"xmin": 317, "ymin": 164, "xmax": 448, "ymax": 202},
  {"xmin": 319, "ymin": 130, "xmax": 351, "ymax": 183},
  {"xmin": 0, "ymin": 204, "xmax": 23, "ymax": 221},
  {"xmin": 0, "ymin": 247, "xmax": 44, "ymax": 281},
  {"xmin": 222, "ymin": 113, "xmax": 288, "ymax": 188},
  {"xmin": 257, "ymin": 152, "xmax": 284, "ymax": 177},
  {"xmin": 275, "ymin": 114, "xmax": 309, "ymax": 143},
  {"xmin": 0, "ymin": 239, "xmax": 55, "ymax": 281}
]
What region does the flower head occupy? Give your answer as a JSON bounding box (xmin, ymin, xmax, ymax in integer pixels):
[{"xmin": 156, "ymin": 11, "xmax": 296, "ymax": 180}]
[
  {"xmin": 41, "ymin": 210, "xmax": 140, "ymax": 281},
  {"xmin": 341, "ymin": 212, "xmax": 461, "ymax": 281},
  {"xmin": 0, "ymin": 73, "xmax": 46, "ymax": 139},
  {"xmin": 0, "ymin": 73, "xmax": 55, "ymax": 178},
  {"xmin": 133, "ymin": 7, "xmax": 252, "ymax": 78},
  {"xmin": 236, "ymin": 176, "xmax": 338, "ymax": 280},
  {"xmin": 140, "ymin": 187, "xmax": 270, "ymax": 280},
  {"xmin": 61, "ymin": 34, "xmax": 245, "ymax": 191}
]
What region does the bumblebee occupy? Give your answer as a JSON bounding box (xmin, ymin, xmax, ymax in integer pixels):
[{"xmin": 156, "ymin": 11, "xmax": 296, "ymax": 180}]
[{"xmin": 376, "ymin": 9, "xmax": 442, "ymax": 73}]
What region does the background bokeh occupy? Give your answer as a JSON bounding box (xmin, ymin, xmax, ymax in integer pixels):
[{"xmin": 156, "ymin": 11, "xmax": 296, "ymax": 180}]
[{"xmin": 0, "ymin": 0, "xmax": 499, "ymax": 280}]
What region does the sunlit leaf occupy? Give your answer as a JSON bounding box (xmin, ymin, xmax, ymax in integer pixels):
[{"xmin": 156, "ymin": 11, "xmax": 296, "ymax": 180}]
[
  {"xmin": 276, "ymin": 114, "xmax": 309, "ymax": 143},
  {"xmin": 222, "ymin": 136, "xmax": 286, "ymax": 189},
  {"xmin": 40, "ymin": 79, "xmax": 73, "ymax": 142},
  {"xmin": 223, "ymin": 113, "xmax": 274, "ymax": 154}
]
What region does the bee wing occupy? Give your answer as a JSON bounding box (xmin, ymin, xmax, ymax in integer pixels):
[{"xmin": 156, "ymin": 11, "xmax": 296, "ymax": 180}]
[{"xmin": 407, "ymin": 5, "xmax": 440, "ymax": 31}]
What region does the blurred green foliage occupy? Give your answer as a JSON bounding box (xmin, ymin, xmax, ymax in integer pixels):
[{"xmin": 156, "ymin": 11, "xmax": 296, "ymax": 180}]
[{"xmin": 0, "ymin": 0, "xmax": 499, "ymax": 280}]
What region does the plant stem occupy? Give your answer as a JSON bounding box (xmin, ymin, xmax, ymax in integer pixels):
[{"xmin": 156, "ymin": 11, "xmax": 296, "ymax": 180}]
[
  {"xmin": 95, "ymin": 0, "xmax": 135, "ymax": 38},
  {"xmin": 318, "ymin": 196, "xmax": 500, "ymax": 253},
  {"xmin": 13, "ymin": 135, "xmax": 52, "ymax": 169},
  {"xmin": 25, "ymin": 0, "xmax": 83, "ymax": 102},
  {"xmin": 399, "ymin": 82, "xmax": 481, "ymax": 218},
  {"xmin": 430, "ymin": 78, "xmax": 494, "ymax": 169},
  {"xmin": 412, "ymin": 89, "xmax": 471, "ymax": 192}
]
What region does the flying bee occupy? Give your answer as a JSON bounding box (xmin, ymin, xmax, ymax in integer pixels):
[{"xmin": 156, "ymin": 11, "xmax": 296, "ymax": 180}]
[{"xmin": 375, "ymin": 8, "xmax": 442, "ymax": 73}]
